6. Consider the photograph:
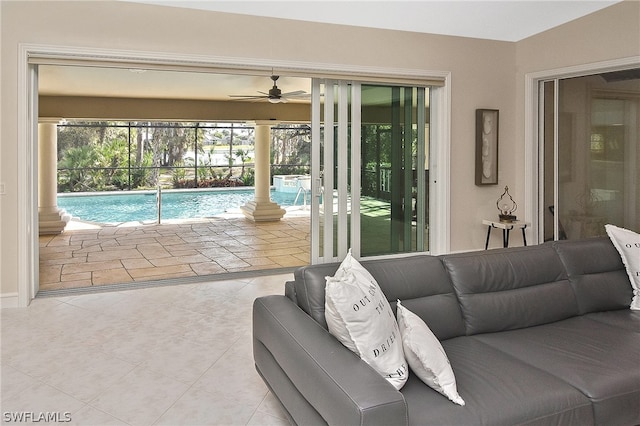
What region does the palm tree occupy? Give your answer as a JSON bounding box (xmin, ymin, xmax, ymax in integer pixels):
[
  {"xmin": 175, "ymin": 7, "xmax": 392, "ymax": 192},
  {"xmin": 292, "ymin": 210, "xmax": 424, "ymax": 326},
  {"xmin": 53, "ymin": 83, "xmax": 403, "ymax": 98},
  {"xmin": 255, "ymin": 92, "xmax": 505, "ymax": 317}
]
[
  {"xmin": 57, "ymin": 146, "xmax": 98, "ymax": 192},
  {"xmin": 235, "ymin": 148, "xmax": 251, "ymax": 178}
]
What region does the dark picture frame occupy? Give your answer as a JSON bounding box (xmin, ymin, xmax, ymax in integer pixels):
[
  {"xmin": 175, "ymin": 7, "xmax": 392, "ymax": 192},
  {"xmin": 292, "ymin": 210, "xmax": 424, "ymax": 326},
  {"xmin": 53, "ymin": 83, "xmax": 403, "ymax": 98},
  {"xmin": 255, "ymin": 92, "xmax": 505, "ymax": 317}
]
[{"xmin": 475, "ymin": 109, "xmax": 499, "ymax": 185}]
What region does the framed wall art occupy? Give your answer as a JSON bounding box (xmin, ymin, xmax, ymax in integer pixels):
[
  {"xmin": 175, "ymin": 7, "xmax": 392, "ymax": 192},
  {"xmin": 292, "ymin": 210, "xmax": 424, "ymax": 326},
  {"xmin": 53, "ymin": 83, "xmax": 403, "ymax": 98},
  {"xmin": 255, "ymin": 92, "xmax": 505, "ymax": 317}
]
[{"xmin": 475, "ymin": 109, "xmax": 499, "ymax": 185}]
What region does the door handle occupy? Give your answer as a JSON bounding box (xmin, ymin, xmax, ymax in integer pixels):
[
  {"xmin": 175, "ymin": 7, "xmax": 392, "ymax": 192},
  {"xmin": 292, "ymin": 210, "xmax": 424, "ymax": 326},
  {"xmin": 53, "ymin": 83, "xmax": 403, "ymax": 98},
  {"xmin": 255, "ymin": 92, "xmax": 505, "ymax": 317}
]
[{"xmin": 315, "ymin": 178, "xmax": 323, "ymax": 197}]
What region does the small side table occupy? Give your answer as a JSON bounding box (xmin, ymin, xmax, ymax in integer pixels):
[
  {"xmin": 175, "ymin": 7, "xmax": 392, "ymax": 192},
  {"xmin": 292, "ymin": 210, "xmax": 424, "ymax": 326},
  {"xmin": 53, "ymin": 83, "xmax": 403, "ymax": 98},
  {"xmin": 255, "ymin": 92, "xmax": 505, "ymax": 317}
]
[{"xmin": 483, "ymin": 219, "xmax": 530, "ymax": 249}]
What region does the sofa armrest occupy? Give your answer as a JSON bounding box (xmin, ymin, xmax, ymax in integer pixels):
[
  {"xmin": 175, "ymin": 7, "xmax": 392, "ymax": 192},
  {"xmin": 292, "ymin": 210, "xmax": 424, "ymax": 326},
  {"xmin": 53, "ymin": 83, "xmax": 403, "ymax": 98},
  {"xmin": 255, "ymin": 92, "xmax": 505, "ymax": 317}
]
[{"xmin": 253, "ymin": 295, "xmax": 408, "ymax": 426}]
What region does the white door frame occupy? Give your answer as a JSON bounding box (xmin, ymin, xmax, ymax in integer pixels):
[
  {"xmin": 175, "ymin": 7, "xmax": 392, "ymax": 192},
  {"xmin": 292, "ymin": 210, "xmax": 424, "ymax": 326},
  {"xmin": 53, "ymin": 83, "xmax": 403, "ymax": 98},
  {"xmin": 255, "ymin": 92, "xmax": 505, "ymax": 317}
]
[
  {"xmin": 15, "ymin": 43, "xmax": 451, "ymax": 306},
  {"xmin": 524, "ymin": 55, "xmax": 640, "ymax": 243}
]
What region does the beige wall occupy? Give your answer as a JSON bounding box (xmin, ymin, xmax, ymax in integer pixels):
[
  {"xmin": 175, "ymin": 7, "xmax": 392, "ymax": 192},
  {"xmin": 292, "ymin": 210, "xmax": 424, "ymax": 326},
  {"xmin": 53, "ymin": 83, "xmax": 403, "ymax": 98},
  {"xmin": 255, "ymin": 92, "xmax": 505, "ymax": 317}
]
[
  {"xmin": 0, "ymin": 0, "xmax": 637, "ymax": 300},
  {"xmin": 516, "ymin": 0, "xmax": 640, "ymax": 74},
  {"xmin": 513, "ymin": 0, "xmax": 640, "ymax": 214}
]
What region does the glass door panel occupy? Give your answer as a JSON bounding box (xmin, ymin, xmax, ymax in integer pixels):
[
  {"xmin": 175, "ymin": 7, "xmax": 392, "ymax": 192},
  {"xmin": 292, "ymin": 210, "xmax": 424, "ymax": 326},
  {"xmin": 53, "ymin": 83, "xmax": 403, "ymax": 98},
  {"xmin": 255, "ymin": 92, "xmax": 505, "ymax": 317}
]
[
  {"xmin": 360, "ymin": 85, "xmax": 429, "ymax": 256},
  {"xmin": 541, "ymin": 70, "xmax": 639, "ymax": 240},
  {"xmin": 541, "ymin": 80, "xmax": 558, "ymax": 241},
  {"xmin": 311, "ymin": 80, "xmax": 355, "ymax": 263},
  {"xmin": 311, "ymin": 80, "xmax": 430, "ymax": 263}
]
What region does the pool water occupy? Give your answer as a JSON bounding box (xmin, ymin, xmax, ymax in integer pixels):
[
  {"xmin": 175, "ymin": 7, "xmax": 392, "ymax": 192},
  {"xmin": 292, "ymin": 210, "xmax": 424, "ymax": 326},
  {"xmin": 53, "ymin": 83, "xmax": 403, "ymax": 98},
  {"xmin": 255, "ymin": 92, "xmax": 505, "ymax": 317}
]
[{"xmin": 58, "ymin": 189, "xmax": 300, "ymax": 224}]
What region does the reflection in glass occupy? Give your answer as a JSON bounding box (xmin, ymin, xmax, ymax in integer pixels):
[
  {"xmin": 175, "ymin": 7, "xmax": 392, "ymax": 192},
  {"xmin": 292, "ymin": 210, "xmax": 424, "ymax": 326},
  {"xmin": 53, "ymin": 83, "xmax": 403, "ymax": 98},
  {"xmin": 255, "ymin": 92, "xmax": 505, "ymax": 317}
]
[{"xmin": 547, "ymin": 70, "xmax": 640, "ymax": 239}]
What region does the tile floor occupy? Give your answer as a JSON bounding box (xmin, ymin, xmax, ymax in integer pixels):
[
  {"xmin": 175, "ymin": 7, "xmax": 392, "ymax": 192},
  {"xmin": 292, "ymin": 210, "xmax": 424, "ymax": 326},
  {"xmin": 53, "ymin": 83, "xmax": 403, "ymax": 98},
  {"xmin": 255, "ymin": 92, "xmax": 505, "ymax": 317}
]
[
  {"xmin": 1, "ymin": 273, "xmax": 292, "ymax": 426},
  {"xmin": 39, "ymin": 208, "xmax": 310, "ymax": 292}
]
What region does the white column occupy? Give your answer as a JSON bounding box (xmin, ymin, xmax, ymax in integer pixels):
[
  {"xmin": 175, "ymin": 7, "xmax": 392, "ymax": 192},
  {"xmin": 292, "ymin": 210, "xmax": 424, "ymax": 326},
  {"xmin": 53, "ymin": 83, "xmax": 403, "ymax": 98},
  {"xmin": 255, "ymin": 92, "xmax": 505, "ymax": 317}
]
[
  {"xmin": 38, "ymin": 119, "xmax": 70, "ymax": 234},
  {"xmin": 240, "ymin": 122, "xmax": 285, "ymax": 221}
]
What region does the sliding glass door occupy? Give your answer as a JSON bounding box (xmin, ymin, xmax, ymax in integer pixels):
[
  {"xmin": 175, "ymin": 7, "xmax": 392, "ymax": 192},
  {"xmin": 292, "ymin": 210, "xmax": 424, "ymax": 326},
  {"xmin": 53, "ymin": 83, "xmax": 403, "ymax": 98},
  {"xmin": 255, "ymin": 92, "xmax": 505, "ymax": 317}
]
[
  {"xmin": 311, "ymin": 79, "xmax": 429, "ymax": 263},
  {"xmin": 311, "ymin": 80, "xmax": 355, "ymax": 263},
  {"xmin": 360, "ymin": 85, "xmax": 429, "ymax": 256},
  {"xmin": 541, "ymin": 70, "xmax": 640, "ymax": 240}
]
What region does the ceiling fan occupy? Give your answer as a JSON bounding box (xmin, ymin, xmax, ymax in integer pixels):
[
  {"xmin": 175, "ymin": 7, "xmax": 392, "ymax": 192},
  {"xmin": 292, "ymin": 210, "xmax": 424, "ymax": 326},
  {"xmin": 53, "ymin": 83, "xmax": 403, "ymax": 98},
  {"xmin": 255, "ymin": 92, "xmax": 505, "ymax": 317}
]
[{"xmin": 229, "ymin": 75, "xmax": 309, "ymax": 103}]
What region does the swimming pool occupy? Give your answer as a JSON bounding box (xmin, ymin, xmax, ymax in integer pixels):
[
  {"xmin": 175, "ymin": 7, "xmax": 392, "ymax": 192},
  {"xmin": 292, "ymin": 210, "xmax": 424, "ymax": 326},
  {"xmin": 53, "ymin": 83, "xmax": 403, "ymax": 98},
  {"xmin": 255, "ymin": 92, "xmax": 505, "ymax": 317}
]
[{"xmin": 57, "ymin": 188, "xmax": 299, "ymax": 224}]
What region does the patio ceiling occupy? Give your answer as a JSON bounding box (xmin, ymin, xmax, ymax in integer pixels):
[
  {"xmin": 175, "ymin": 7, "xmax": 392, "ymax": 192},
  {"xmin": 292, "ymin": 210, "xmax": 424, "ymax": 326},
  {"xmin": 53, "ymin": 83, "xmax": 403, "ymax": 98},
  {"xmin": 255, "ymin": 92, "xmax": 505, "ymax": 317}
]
[{"xmin": 39, "ymin": 66, "xmax": 312, "ymax": 103}]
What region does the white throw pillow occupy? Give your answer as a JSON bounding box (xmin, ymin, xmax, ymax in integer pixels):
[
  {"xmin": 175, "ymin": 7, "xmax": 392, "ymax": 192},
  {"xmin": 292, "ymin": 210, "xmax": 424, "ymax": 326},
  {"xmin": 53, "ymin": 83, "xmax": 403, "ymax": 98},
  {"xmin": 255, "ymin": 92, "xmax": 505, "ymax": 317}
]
[
  {"xmin": 396, "ymin": 300, "xmax": 465, "ymax": 406},
  {"xmin": 325, "ymin": 250, "xmax": 408, "ymax": 390},
  {"xmin": 605, "ymin": 224, "xmax": 640, "ymax": 310}
]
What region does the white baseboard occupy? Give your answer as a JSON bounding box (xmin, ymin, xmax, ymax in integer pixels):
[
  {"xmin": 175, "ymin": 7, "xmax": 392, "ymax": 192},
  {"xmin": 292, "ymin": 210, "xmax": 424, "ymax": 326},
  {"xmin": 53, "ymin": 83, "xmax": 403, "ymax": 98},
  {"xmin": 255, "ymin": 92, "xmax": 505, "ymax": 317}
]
[{"xmin": 1, "ymin": 293, "xmax": 20, "ymax": 309}]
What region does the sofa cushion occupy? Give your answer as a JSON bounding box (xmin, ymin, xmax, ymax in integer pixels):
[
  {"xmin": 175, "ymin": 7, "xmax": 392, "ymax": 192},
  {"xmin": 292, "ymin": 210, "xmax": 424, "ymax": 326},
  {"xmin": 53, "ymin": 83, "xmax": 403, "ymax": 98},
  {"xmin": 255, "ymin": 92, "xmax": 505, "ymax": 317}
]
[
  {"xmin": 294, "ymin": 263, "xmax": 342, "ymax": 329},
  {"xmin": 325, "ymin": 251, "xmax": 408, "ymax": 390},
  {"xmin": 361, "ymin": 255, "xmax": 466, "ymax": 340},
  {"xmin": 474, "ymin": 317, "xmax": 640, "ymax": 425},
  {"xmin": 294, "ymin": 254, "xmax": 466, "ymax": 340},
  {"xmin": 396, "ymin": 300, "xmax": 464, "ymax": 405},
  {"xmin": 391, "ymin": 294, "xmax": 465, "ymax": 341},
  {"xmin": 402, "ymin": 337, "xmax": 593, "ymax": 425},
  {"xmin": 605, "ymin": 225, "xmax": 640, "ymax": 309},
  {"xmin": 584, "ymin": 309, "xmax": 640, "ymax": 333},
  {"xmin": 554, "ymin": 236, "xmax": 634, "ymax": 313},
  {"xmin": 442, "ymin": 244, "xmax": 578, "ymax": 335}
]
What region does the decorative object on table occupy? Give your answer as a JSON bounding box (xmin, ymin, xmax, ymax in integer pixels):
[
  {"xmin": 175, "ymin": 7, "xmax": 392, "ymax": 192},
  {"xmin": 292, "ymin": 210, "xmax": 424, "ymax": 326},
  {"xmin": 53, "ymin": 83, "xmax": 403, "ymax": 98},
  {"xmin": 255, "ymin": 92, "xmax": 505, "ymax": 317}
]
[
  {"xmin": 475, "ymin": 109, "xmax": 499, "ymax": 185},
  {"xmin": 496, "ymin": 185, "xmax": 517, "ymax": 222}
]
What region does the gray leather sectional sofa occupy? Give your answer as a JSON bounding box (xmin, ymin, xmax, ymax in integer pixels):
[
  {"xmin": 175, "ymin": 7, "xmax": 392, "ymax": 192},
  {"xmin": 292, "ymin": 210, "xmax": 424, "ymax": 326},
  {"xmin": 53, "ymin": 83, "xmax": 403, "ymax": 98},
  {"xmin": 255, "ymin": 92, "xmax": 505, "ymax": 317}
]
[{"xmin": 253, "ymin": 237, "xmax": 640, "ymax": 425}]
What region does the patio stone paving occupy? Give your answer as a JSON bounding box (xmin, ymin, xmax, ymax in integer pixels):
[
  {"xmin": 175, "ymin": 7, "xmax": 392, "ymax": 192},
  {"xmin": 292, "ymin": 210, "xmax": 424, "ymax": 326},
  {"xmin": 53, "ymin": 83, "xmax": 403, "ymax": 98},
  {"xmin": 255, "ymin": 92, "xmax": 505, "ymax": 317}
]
[{"xmin": 38, "ymin": 209, "xmax": 310, "ymax": 292}]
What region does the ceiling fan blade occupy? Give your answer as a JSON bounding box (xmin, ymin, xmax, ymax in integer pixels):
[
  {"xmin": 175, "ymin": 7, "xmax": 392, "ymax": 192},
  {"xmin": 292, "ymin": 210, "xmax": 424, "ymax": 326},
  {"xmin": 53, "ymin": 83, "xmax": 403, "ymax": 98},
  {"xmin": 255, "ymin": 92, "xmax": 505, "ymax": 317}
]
[
  {"xmin": 228, "ymin": 75, "xmax": 308, "ymax": 103},
  {"xmin": 228, "ymin": 95, "xmax": 269, "ymax": 100},
  {"xmin": 280, "ymin": 90, "xmax": 308, "ymax": 97}
]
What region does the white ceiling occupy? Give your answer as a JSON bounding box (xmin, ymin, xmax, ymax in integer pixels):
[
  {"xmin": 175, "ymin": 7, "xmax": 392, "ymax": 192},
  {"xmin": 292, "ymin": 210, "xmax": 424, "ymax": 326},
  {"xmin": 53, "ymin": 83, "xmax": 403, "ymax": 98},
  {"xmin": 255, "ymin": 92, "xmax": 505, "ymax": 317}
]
[
  {"xmin": 126, "ymin": 0, "xmax": 621, "ymax": 42},
  {"xmin": 40, "ymin": 1, "xmax": 622, "ymax": 102}
]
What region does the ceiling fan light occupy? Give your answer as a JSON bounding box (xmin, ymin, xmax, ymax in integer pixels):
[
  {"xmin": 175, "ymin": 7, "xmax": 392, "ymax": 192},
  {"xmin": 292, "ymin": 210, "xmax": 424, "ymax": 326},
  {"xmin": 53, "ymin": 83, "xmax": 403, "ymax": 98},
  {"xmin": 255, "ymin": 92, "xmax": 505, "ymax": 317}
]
[{"xmin": 268, "ymin": 97, "xmax": 281, "ymax": 104}]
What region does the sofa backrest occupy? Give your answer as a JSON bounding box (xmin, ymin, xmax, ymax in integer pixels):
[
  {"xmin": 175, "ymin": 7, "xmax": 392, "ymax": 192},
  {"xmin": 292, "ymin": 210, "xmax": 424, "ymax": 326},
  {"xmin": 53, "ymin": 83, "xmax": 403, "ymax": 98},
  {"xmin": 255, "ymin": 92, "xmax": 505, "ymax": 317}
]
[
  {"xmin": 553, "ymin": 237, "xmax": 631, "ymax": 314},
  {"xmin": 441, "ymin": 243, "xmax": 579, "ymax": 335},
  {"xmin": 288, "ymin": 237, "xmax": 633, "ymax": 341},
  {"xmin": 292, "ymin": 263, "xmax": 342, "ymax": 329},
  {"xmin": 290, "ymin": 254, "xmax": 467, "ymax": 340}
]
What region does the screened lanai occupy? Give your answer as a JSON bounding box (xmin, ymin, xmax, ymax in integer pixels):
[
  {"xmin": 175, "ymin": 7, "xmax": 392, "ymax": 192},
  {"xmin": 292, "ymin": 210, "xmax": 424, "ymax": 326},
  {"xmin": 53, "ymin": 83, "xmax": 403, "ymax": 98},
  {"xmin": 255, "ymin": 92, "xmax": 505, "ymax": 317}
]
[
  {"xmin": 37, "ymin": 65, "xmax": 435, "ymax": 293},
  {"xmin": 38, "ymin": 66, "xmax": 314, "ymax": 292}
]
